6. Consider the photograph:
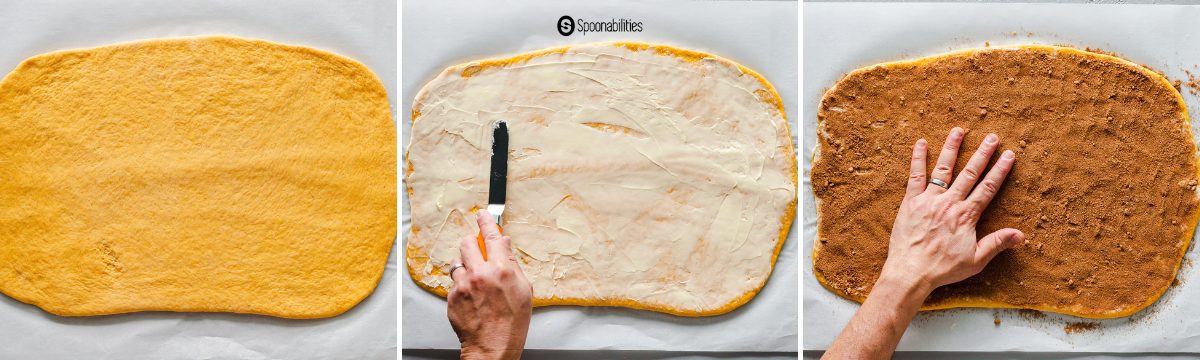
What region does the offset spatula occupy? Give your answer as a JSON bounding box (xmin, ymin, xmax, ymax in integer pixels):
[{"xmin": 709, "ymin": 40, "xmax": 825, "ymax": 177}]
[{"xmin": 477, "ymin": 120, "xmax": 508, "ymax": 261}]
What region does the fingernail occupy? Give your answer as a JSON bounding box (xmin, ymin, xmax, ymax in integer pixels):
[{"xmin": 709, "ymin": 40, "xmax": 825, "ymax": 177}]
[
  {"xmin": 985, "ymin": 134, "xmax": 998, "ymax": 144},
  {"xmin": 917, "ymin": 138, "xmax": 927, "ymax": 148},
  {"xmin": 952, "ymin": 127, "xmax": 964, "ymax": 136},
  {"xmin": 1002, "ymin": 150, "xmax": 1014, "ymax": 160}
]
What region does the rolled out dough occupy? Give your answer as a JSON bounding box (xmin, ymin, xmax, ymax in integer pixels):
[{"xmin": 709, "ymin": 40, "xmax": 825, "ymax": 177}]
[{"xmin": 0, "ymin": 36, "xmax": 396, "ymax": 319}]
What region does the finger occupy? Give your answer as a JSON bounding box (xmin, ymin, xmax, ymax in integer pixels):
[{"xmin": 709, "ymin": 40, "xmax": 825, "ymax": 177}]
[
  {"xmin": 948, "ymin": 133, "xmax": 1000, "ymax": 199},
  {"xmin": 486, "ymin": 235, "xmax": 516, "ymax": 266},
  {"xmin": 974, "ymin": 228, "xmax": 1024, "ymax": 268},
  {"xmin": 904, "ymin": 139, "xmax": 929, "ymax": 200},
  {"xmin": 448, "ymin": 257, "xmax": 465, "ymax": 283},
  {"xmin": 928, "ymin": 127, "xmax": 965, "ymax": 193},
  {"xmin": 966, "ymin": 150, "xmax": 1016, "ymax": 213},
  {"xmin": 459, "ymin": 234, "xmax": 485, "ymax": 268},
  {"xmin": 498, "ymin": 236, "xmax": 531, "ymax": 281},
  {"xmin": 472, "ymin": 210, "xmax": 501, "ymax": 260}
]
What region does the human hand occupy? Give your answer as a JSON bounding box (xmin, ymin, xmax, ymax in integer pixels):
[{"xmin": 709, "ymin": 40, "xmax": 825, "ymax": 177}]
[
  {"xmin": 825, "ymin": 127, "xmax": 1023, "ymax": 359},
  {"xmin": 447, "ymin": 210, "xmax": 533, "ymax": 360},
  {"xmin": 880, "ymin": 127, "xmax": 1024, "ymax": 294}
]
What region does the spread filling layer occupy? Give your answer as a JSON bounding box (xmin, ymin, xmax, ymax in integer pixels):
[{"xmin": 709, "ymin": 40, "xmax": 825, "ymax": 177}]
[
  {"xmin": 812, "ymin": 45, "xmax": 1199, "ymax": 318},
  {"xmin": 406, "ymin": 42, "xmax": 796, "ymax": 315}
]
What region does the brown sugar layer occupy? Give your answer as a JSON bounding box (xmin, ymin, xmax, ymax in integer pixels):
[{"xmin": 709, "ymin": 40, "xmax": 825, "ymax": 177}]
[{"xmin": 812, "ymin": 45, "xmax": 1200, "ymax": 318}]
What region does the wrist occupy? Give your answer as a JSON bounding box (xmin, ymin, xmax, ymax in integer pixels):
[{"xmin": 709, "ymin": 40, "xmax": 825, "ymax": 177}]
[
  {"xmin": 874, "ymin": 269, "xmax": 934, "ymax": 301},
  {"xmin": 460, "ymin": 347, "xmax": 521, "ymax": 360},
  {"xmin": 460, "ymin": 339, "xmax": 523, "ymax": 360},
  {"xmin": 459, "ymin": 346, "xmax": 493, "ymax": 360},
  {"xmin": 459, "ymin": 346, "xmax": 485, "ymax": 360},
  {"xmin": 460, "ymin": 340, "xmax": 494, "ymax": 360}
]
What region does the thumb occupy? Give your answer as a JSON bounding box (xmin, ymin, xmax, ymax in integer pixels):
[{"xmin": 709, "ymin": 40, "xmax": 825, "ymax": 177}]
[{"xmin": 973, "ymin": 228, "xmax": 1024, "ymax": 268}]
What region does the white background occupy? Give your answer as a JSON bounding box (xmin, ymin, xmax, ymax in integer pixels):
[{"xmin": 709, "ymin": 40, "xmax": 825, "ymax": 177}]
[
  {"xmin": 401, "ymin": 0, "xmax": 799, "ymax": 352},
  {"xmin": 803, "ymin": 2, "xmax": 1200, "ymax": 353},
  {"xmin": 0, "ymin": 1, "xmax": 397, "ymax": 359}
]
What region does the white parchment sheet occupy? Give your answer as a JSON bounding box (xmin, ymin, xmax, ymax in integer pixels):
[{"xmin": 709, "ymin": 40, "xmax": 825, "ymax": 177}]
[
  {"xmin": 401, "ymin": 0, "xmax": 799, "ymax": 352},
  {"xmin": 0, "ymin": 1, "xmax": 397, "ymax": 359},
  {"xmin": 803, "ymin": 3, "xmax": 1200, "ymax": 353}
]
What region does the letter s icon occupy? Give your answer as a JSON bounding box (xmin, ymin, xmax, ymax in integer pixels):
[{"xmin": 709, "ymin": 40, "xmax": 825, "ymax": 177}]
[{"xmin": 558, "ymin": 16, "xmax": 574, "ymax": 36}]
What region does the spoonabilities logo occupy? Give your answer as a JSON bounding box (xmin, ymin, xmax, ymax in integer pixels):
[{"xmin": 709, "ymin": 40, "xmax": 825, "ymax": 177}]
[
  {"xmin": 557, "ymin": 15, "xmax": 643, "ymax": 36},
  {"xmin": 557, "ymin": 16, "xmax": 575, "ymax": 36}
]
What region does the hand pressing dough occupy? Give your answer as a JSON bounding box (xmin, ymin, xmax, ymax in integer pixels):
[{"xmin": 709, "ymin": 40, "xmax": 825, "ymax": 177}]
[
  {"xmin": 812, "ymin": 45, "xmax": 1200, "ymax": 318},
  {"xmin": 0, "ymin": 36, "xmax": 396, "ymax": 319},
  {"xmin": 405, "ymin": 42, "xmax": 797, "ymax": 316}
]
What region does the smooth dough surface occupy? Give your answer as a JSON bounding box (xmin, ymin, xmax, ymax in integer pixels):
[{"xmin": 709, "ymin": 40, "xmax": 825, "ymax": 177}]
[
  {"xmin": 405, "ymin": 42, "xmax": 796, "ymax": 316},
  {"xmin": 812, "ymin": 45, "xmax": 1199, "ymax": 318},
  {"xmin": 0, "ymin": 36, "xmax": 396, "ymax": 318}
]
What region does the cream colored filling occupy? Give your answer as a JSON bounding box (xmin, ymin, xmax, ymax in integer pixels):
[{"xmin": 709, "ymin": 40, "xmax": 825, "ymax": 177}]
[{"xmin": 406, "ymin": 43, "xmax": 794, "ymax": 312}]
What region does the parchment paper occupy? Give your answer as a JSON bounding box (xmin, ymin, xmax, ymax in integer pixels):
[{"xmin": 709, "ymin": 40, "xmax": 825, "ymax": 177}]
[
  {"xmin": 802, "ymin": 2, "xmax": 1200, "ymax": 352},
  {"xmin": 0, "ymin": 1, "xmax": 397, "ymax": 359},
  {"xmin": 401, "ymin": 0, "xmax": 799, "ymax": 352}
]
